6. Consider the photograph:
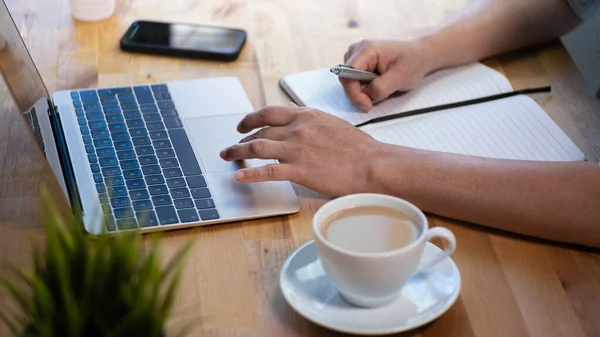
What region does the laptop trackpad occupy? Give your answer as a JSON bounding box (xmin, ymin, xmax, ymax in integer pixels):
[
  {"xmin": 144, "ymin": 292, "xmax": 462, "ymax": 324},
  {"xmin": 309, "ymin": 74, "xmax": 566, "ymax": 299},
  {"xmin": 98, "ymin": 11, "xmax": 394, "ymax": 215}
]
[{"xmin": 185, "ymin": 114, "xmax": 276, "ymax": 173}]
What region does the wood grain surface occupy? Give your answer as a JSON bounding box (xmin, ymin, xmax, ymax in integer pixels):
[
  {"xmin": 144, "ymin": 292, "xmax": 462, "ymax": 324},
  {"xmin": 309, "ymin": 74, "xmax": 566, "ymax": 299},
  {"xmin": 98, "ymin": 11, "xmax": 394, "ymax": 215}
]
[{"xmin": 1, "ymin": 1, "xmax": 599, "ymax": 336}]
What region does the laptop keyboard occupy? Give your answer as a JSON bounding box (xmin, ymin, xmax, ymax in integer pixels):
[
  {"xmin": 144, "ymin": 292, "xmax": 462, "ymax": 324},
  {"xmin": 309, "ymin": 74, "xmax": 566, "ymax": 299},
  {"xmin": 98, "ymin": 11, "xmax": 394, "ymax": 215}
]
[{"xmin": 70, "ymin": 85, "xmax": 219, "ymax": 232}]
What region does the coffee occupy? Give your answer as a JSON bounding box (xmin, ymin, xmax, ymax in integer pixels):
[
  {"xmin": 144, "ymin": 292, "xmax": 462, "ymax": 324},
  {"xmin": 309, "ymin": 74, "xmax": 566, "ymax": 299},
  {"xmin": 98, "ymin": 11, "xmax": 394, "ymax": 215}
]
[{"xmin": 321, "ymin": 206, "xmax": 419, "ymax": 253}]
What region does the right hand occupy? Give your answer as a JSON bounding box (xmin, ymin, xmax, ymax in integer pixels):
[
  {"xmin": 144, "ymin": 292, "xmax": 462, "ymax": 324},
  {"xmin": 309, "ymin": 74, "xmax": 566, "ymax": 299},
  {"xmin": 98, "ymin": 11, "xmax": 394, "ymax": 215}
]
[{"xmin": 341, "ymin": 39, "xmax": 434, "ymax": 111}]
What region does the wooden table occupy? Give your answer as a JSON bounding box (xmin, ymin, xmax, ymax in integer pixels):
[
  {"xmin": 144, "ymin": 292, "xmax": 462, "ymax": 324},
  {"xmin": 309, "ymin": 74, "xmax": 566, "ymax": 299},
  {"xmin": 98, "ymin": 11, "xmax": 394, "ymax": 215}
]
[{"xmin": 2, "ymin": 0, "xmax": 600, "ymax": 336}]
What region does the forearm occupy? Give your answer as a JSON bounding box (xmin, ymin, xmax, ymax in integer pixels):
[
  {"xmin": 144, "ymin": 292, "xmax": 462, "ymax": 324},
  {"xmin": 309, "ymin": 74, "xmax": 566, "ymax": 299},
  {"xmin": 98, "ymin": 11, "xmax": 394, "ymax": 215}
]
[
  {"xmin": 416, "ymin": 0, "xmax": 581, "ymax": 71},
  {"xmin": 368, "ymin": 145, "xmax": 600, "ymax": 247}
]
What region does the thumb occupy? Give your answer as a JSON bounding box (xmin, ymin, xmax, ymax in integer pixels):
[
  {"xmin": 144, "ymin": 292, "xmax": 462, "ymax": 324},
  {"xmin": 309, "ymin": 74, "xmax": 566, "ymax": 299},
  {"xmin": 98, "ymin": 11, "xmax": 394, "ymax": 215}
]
[{"xmin": 363, "ymin": 73, "xmax": 398, "ymax": 103}]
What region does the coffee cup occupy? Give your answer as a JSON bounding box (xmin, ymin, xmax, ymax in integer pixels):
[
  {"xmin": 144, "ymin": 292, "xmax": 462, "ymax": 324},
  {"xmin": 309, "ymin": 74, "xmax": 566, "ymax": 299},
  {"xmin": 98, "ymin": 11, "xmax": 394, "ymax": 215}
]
[{"xmin": 312, "ymin": 193, "xmax": 456, "ymax": 308}]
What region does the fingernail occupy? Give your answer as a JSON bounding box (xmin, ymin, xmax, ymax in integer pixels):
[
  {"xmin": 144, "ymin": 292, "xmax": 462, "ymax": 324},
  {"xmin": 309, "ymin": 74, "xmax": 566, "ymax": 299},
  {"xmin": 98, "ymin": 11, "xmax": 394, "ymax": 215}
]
[
  {"xmin": 234, "ymin": 170, "xmax": 246, "ymax": 180},
  {"xmin": 220, "ymin": 148, "xmax": 228, "ymax": 158}
]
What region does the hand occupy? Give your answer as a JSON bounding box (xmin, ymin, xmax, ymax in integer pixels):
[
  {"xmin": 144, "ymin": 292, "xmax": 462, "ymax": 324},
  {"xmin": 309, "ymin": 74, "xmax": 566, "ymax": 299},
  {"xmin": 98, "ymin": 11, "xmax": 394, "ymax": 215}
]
[
  {"xmin": 341, "ymin": 39, "xmax": 434, "ymax": 111},
  {"xmin": 219, "ymin": 106, "xmax": 386, "ymax": 196}
]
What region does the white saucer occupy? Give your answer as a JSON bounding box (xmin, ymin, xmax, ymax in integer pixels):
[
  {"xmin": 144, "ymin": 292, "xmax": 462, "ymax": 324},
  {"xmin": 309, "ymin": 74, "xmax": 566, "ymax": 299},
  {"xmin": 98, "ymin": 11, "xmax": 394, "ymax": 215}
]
[{"xmin": 280, "ymin": 240, "xmax": 461, "ymax": 335}]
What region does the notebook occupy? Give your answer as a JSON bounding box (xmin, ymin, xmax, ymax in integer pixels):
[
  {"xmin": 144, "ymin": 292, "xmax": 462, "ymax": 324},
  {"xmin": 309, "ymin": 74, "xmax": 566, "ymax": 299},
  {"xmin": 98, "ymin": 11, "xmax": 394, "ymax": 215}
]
[{"xmin": 280, "ymin": 63, "xmax": 585, "ymax": 162}]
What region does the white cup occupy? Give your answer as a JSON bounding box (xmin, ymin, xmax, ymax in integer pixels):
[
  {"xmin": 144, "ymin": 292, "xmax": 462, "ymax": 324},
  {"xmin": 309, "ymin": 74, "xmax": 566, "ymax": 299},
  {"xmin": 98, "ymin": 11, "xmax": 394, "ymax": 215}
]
[
  {"xmin": 313, "ymin": 193, "xmax": 456, "ymax": 308},
  {"xmin": 68, "ymin": 0, "xmax": 116, "ymax": 22}
]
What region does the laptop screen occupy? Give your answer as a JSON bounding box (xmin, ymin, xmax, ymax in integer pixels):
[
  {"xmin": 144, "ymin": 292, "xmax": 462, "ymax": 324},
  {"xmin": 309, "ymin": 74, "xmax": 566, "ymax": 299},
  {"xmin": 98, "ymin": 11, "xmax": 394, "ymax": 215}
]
[{"xmin": 0, "ymin": 0, "xmax": 69, "ymax": 197}]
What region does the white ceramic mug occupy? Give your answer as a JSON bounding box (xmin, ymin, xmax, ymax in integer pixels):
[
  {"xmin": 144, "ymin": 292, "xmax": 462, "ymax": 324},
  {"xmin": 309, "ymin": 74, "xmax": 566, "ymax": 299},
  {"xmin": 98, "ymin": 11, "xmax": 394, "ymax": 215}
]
[
  {"xmin": 68, "ymin": 0, "xmax": 116, "ymax": 22},
  {"xmin": 313, "ymin": 193, "xmax": 456, "ymax": 308}
]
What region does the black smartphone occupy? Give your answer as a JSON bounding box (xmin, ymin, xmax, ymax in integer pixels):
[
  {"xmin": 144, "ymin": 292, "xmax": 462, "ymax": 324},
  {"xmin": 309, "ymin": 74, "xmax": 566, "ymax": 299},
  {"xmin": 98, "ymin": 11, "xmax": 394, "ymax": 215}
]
[{"xmin": 120, "ymin": 20, "xmax": 247, "ymax": 62}]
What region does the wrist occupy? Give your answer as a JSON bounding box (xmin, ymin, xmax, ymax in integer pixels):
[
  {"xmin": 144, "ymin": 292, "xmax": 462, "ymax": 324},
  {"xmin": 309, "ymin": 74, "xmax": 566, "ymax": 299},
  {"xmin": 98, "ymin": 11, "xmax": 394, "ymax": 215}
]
[
  {"xmin": 365, "ymin": 144, "xmax": 421, "ymax": 196},
  {"xmin": 414, "ymin": 32, "xmax": 448, "ymax": 73}
]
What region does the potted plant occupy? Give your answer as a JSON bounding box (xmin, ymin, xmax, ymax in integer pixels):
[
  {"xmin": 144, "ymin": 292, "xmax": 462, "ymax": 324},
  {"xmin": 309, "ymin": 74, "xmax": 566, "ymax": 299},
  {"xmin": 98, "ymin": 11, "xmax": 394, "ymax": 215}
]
[{"xmin": 1, "ymin": 191, "xmax": 192, "ymax": 337}]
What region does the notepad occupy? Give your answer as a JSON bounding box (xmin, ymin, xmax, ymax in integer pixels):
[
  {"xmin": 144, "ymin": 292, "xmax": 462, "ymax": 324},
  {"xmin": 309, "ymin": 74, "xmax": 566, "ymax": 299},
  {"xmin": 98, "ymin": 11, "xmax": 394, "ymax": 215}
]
[{"xmin": 280, "ymin": 63, "xmax": 585, "ymax": 161}]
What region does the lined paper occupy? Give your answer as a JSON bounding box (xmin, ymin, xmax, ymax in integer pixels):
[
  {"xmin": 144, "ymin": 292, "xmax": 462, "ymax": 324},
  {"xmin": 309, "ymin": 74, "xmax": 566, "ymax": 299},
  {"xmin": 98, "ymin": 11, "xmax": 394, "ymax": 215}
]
[
  {"xmin": 281, "ymin": 63, "xmax": 514, "ymax": 125},
  {"xmin": 280, "ymin": 63, "xmax": 585, "ymax": 162}
]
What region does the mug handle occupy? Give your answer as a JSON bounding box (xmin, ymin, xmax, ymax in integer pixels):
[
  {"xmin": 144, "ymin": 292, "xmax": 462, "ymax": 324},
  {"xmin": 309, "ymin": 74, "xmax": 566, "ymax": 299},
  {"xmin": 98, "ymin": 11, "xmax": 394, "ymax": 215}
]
[{"xmin": 417, "ymin": 227, "xmax": 456, "ymax": 272}]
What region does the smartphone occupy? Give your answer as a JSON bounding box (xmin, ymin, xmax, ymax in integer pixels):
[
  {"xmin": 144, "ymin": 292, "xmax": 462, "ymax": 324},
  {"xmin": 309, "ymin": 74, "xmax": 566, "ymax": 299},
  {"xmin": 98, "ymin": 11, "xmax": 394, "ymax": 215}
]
[{"xmin": 120, "ymin": 20, "xmax": 247, "ymax": 62}]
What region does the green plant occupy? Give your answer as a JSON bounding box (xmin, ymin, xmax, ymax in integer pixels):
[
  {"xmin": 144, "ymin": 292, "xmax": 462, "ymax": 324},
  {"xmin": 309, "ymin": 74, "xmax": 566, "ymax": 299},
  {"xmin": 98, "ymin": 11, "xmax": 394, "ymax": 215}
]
[{"xmin": 1, "ymin": 191, "xmax": 192, "ymax": 337}]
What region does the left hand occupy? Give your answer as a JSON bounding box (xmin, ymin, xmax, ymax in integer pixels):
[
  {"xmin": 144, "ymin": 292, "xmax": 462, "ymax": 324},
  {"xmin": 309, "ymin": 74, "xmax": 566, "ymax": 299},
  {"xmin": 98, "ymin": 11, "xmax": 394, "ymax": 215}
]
[{"xmin": 219, "ymin": 105, "xmax": 385, "ymax": 196}]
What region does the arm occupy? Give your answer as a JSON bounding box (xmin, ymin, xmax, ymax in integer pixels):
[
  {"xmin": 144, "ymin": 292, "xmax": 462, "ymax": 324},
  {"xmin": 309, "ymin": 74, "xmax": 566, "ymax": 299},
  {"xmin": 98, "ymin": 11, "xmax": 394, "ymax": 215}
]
[
  {"xmin": 369, "ymin": 146, "xmax": 600, "ymax": 247},
  {"xmin": 420, "ymin": 0, "xmax": 582, "ymax": 70}
]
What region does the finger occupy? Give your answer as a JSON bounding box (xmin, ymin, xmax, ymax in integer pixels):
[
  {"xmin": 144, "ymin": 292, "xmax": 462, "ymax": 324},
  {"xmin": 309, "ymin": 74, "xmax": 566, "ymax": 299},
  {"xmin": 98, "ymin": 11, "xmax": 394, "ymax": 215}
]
[
  {"xmin": 220, "ymin": 139, "xmax": 286, "ymax": 161},
  {"xmin": 363, "ymin": 74, "xmax": 398, "ymax": 103},
  {"xmin": 239, "ymin": 126, "xmax": 289, "ymax": 143},
  {"xmin": 234, "ymin": 163, "xmax": 295, "ymax": 182},
  {"xmin": 339, "ymin": 77, "xmax": 373, "ymax": 111},
  {"xmin": 237, "ymin": 106, "xmax": 297, "ymax": 133}
]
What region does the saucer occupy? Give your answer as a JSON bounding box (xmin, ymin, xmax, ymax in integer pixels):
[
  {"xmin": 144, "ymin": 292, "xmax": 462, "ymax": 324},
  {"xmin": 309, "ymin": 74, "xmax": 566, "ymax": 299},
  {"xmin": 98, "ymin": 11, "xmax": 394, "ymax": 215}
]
[{"xmin": 279, "ymin": 240, "xmax": 461, "ymax": 335}]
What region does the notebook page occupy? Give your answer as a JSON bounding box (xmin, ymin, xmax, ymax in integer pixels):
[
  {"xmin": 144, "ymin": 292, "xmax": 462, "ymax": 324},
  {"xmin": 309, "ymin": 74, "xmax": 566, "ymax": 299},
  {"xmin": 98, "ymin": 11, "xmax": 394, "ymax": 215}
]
[
  {"xmin": 281, "ymin": 63, "xmax": 513, "ymax": 125},
  {"xmin": 362, "ymin": 96, "xmax": 584, "ymax": 161}
]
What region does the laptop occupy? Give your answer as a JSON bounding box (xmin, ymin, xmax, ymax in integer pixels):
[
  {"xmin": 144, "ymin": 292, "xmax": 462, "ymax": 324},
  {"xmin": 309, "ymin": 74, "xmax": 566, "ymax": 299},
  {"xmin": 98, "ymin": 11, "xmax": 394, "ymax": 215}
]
[{"xmin": 0, "ymin": 1, "xmax": 300, "ymax": 234}]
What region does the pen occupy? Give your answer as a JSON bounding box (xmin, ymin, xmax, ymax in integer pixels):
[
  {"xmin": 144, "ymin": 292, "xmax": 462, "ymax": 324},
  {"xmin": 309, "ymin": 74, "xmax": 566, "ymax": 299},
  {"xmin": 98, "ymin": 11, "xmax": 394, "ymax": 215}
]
[{"xmin": 330, "ymin": 64, "xmax": 379, "ymax": 82}]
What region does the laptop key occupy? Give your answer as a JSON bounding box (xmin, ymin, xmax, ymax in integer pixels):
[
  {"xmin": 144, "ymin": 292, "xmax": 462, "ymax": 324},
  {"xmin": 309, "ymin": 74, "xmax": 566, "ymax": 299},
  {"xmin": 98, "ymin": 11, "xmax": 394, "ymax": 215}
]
[
  {"xmin": 91, "ymin": 128, "xmax": 110, "ymax": 138},
  {"xmin": 149, "ymin": 130, "xmax": 168, "ymax": 139},
  {"xmin": 178, "ymin": 209, "xmax": 200, "ymax": 223},
  {"xmin": 120, "ymin": 159, "xmax": 139, "ymax": 170},
  {"xmin": 133, "ymin": 137, "xmax": 151, "ymax": 146},
  {"xmin": 84, "ymin": 103, "xmax": 102, "ymax": 112},
  {"xmin": 88, "ymin": 154, "xmax": 98, "ymax": 163},
  {"xmin": 94, "ymin": 138, "xmax": 112, "ymax": 148},
  {"xmin": 164, "ymin": 167, "xmax": 182, "ymax": 178},
  {"xmin": 114, "ymin": 140, "xmax": 133, "ymax": 151},
  {"xmin": 99, "ymin": 193, "xmax": 109, "ymax": 204},
  {"xmin": 111, "ymin": 131, "xmax": 130, "ymax": 141},
  {"xmin": 199, "ymin": 209, "xmax": 220, "ymax": 221},
  {"xmin": 102, "ymin": 204, "xmax": 111, "ymax": 215},
  {"xmin": 117, "ymin": 150, "xmax": 136, "ymax": 160},
  {"xmin": 75, "ymin": 108, "xmax": 85, "ymax": 117},
  {"xmin": 118, "ymin": 94, "xmax": 136, "ymax": 103},
  {"xmin": 146, "ymin": 121, "xmax": 165, "ymax": 130},
  {"xmin": 106, "ymin": 114, "xmax": 124, "ymax": 124},
  {"xmin": 117, "ymin": 218, "xmax": 138, "ymax": 230},
  {"xmin": 159, "ymin": 158, "xmax": 179, "ymax": 168},
  {"xmin": 85, "ymin": 111, "xmax": 104, "ymax": 121},
  {"xmin": 98, "ymin": 89, "xmax": 115, "ymax": 97},
  {"xmin": 102, "ymin": 167, "xmax": 121, "ymax": 177},
  {"xmin": 156, "ymin": 149, "xmax": 175, "ymax": 158},
  {"xmin": 142, "ymin": 165, "xmax": 161, "ymax": 175},
  {"xmin": 89, "ymin": 120, "xmax": 107, "ymax": 129},
  {"xmin": 121, "ymin": 103, "xmax": 139, "ymax": 111},
  {"xmin": 114, "ymin": 207, "xmax": 134, "ymax": 219},
  {"xmin": 153, "ymin": 139, "xmax": 172, "ymax": 149},
  {"xmin": 143, "ymin": 113, "xmax": 161, "ymax": 122},
  {"xmin": 70, "ymin": 91, "xmax": 79, "ymax": 99},
  {"xmin": 105, "ymin": 176, "xmax": 125, "ymax": 186},
  {"xmin": 103, "ymin": 106, "xmax": 122, "ymax": 115},
  {"xmin": 164, "ymin": 117, "xmax": 183, "ymax": 129},
  {"xmin": 96, "ymin": 183, "xmax": 106, "ymax": 193},
  {"xmin": 85, "ymin": 144, "xmax": 95, "ymax": 153},
  {"xmin": 141, "ymin": 105, "xmax": 158, "ymax": 113},
  {"xmin": 90, "ymin": 163, "xmax": 100, "ymax": 173},
  {"xmin": 155, "ymin": 206, "xmax": 178, "ymax": 225},
  {"xmin": 80, "ymin": 90, "xmax": 98, "ymax": 102},
  {"xmin": 151, "ymin": 84, "xmax": 168, "ymax": 92},
  {"xmin": 72, "ymin": 100, "xmax": 82, "ymax": 108},
  {"xmin": 160, "ymin": 109, "xmax": 178, "ymax": 117},
  {"xmin": 124, "ymin": 110, "xmax": 142, "ymax": 119},
  {"xmin": 170, "ymin": 188, "xmax": 190, "ymax": 199},
  {"xmin": 152, "ymin": 195, "xmax": 172, "ymax": 206},
  {"xmin": 195, "ymin": 198, "xmax": 215, "ymax": 210},
  {"xmin": 137, "ymin": 210, "xmax": 159, "ymax": 227},
  {"xmin": 132, "ymin": 199, "xmax": 153, "ymax": 211},
  {"xmin": 99, "ymin": 156, "xmax": 118, "ymax": 167},
  {"xmin": 123, "ymin": 169, "xmax": 143, "ymax": 180},
  {"xmin": 93, "ymin": 173, "xmax": 103, "ymax": 183},
  {"xmin": 126, "ymin": 179, "xmax": 146, "ymax": 190},
  {"xmin": 186, "ymin": 176, "xmax": 206, "ymax": 188},
  {"xmin": 138, "ymin": 155, "xmax": 158, "ymax": 165},
  {"xmin": 158, "ymin": 101, "xmax": 175, "ymax": 109},
  {"xmin": 134, "ymin": 86, "xmax": 154, "ymax": 104},
  {"xmin": 169, "ymin": 129, "xmax": 202, "ymax": 175},
  {"xmin": 129, "ymin": 128, "xmax": 148, "ymax": 137},
  {"xmin": 109, "ymin": 122, "xmax": 127, "ymax": 132},
  {"xmin": 135, "ymin": 146, "xmax": 154, "ymax": 156},
  {"xmin": 78, "ymin": 117, "xmax": 87, "ymax": 126},
  {"xmin": 126, "ymin": 118, "xmax": 145, "ymax": 128},
  {"xmin": 108, "ymin": 186, "xmax": 127, "ymax": 197},
  {"xmin": 149, "ymin": 184, "xmax": 169, "ymax": 196},
  {"xmin": 174, "ymin": 198, "xmax": 194, "ymax": 209},
  {"xmin": 130, "ymin": 189, "xmax": 150, "ymax": 200},
  {"xmin": 146, "ymin": 175, "xmax": 165, "ymax": 185},
  {"xmin": 80, "ymin": 126, "xmax": 90, "ymax": 134},
  {"xmin": 162, "ymin": 92, "xmax": 172, "ymax": 100},
  {"xmin": 190, "ymin": 188, "xmax": 211, "ymax": 199},
  {"xmin": 167, "ymin": 178, "xmax": 186, "ymax": 188},
  {"xmin": 101, "ymin": 96, "xmax": 118, "ymax": 105},
  {"xmin": 82, "ymin": 135, "xmax": 92, "ymax": 144},
  {"xmin": 97, "ymin": 148, "xmax": 116, "ymax": 158}
]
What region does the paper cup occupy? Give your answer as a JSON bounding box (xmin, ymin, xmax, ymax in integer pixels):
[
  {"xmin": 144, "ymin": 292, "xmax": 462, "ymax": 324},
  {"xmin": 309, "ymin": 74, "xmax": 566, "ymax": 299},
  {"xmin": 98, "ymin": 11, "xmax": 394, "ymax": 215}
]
[{"xmin": 68, "ymin": 0, "xmax": 116, "ymax": 22}]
